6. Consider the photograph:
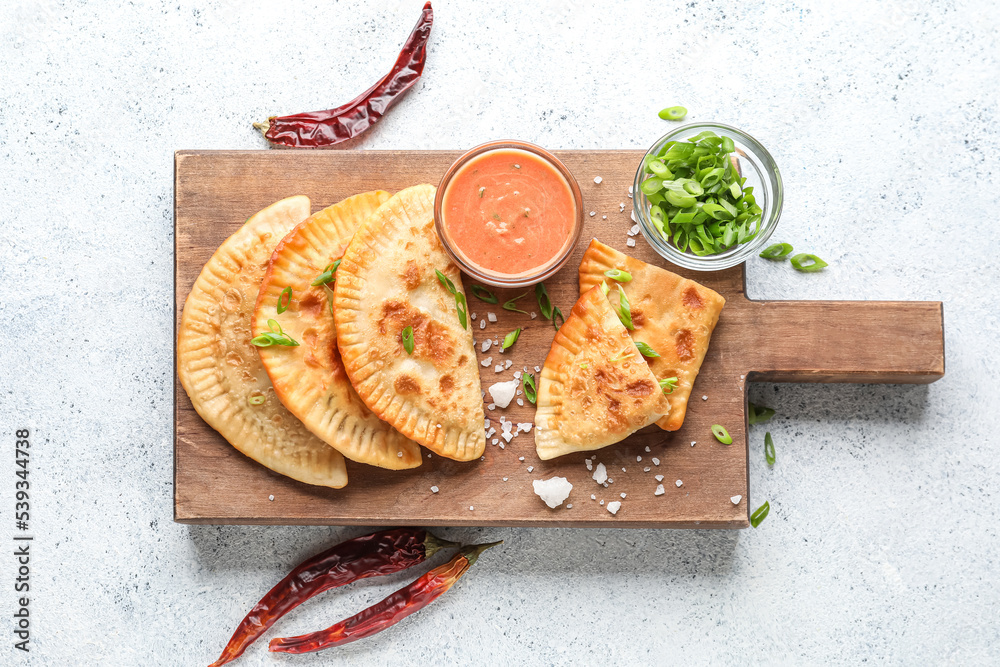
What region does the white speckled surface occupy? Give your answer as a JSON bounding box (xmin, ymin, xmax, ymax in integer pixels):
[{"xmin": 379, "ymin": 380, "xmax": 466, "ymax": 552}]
[{"xmin": 1, "ymin": 0, "xmax": 998, "ymax": 664}]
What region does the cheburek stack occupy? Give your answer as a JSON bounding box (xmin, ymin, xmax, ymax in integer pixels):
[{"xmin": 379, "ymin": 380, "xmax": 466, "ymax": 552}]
[
  {"xmin": 535, "ymin": 239, "xmax": 725, "ymax": 460},
  {"xmin": 177, "ymin": 185, "xmax": 486, "ymax": 488}
]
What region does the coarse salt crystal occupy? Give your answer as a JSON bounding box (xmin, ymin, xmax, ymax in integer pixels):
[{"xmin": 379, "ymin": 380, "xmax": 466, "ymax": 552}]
[
  {"xmin": 516, "ymin": 398, "xmax": 524, "ymax": 406},
  {"xmin": 519, "ymin": 456, "xmax": 524, "ymax": 461},
  {"xmin": 505, "ymin": 359, "xmax": 513, "ymax": 369},
  {"xmin": 534, "ymin": 366, "xmax": 541, "ymax": 372},
  {"xmin": 607, "ymin": 501, "xmax": 621, "ymax": 515},
  {"xmin": 644, "ymin": 446, "xmax": 650, "ymax": 453},
  {"xmin": 702, "ymin": 395, "xmax": 708, "ymax": 401},
  {"xmin": 527, "ymin": 466, "xmax": 534, "ymax": 472},
  {"xmin": 518, "ymin": 423, "xmax": 532, "ymax": 433},
  {"xmin": 481, "ymin": 357, "xmax": 493, "ymax": 367},
  {"xmin": 675, "ymin": 479, "xmax": 683, "ymax": 487},
  {"xmin": 431, "ymin": 486, "xmax": 439, "ymax": 493},
  {"xmin": 590, "ymin": 211, "xmax": 596, "ymax": 217},
  {"xmin": 591, "ymin": 494, "xmax": 597, "ymax": 500},
  {"xmin": 268, "ymin": 495, "xmax": 274, "ymax": 501},
  {"xmin": 471, "ymin": 312, "xmax": 477, "ymax": 320},
  {"xmin": 488, "ymin": 379, "xmax": 519, "ymax": 408},
  {"xmin": 628, "ymin": 224, "xmax": 640, "ymax": 236},
  {"xmin": 503, "ymin": 476, "xmax": 508, "ymax": 481},
  {"xmin": 600, "ymin": 499, "xmax": 605, "ymax": 505},
  {"xmin": 487, "ymin": 405, "xmax": 495, "ymax": 412},
  {"xmin": 643, "ymin": 467, "xmax": 650, "ymax": 472},
  {"xmin": 469, "ymin": 506, "xmax": 474, "ymax": 511},
  {"xmin": 652, "ymin": 458, "xmax": 660, "ymax": 466},
  {"xmin": 585, "ymin": 459, "xmax": 593, "ymax": 471},
  {"xmin": 691, "ymin": 441, "xmax": 697, "ymax": 447},
  {"xmin": 655, "ymin": 474, "xmax": 663, "ymax": 482},
  {"xmin": 592, "ymin": 462, "xmax": 608, "ymax": 484},
  {"xmin": 492, "ymin": 438, "xmax": 498, "ymax": 444},
  {"xmin": 499, "ymin": 443, "xmax": 505, "ymax": 449},
  {"xmin": 480, "ymin": 319, "xmax": 486, "ymax": 329},
  {"xmin": 485, "ymin": 419, "xmax": 491, "ymax": 428},
  {"xmin": 533, "ymin": 476, "xmax": 572, "ymax": 508},
  {"xmin": 620, "ymin": 492, "xmax": 627, "ymax": 499},
  {"xmin": 607, "ymin": 478, "xmax": 614, "ymax": 484},
  {"xmin": 530, "ymin": 312, "xmax": 537, "ymax": 319},
  {"xmin": 731, "ymin": 495, "xmax": 742, "ymax": 505},
  {"xmin": 636, "ymin": 456, "xmax": 642, "ymax": 462},
  {"xmin": 594, "ymin": 176, "xmax": 603, "ymax": 184},
  {"xmin": 487, "ymin": 312, "xmax": 497, "ymax": 322},
  {"xmin": 626, "ymin": 238, "xmax": 636, "ymax": 247},
  {"xmin": 501, "ymin": 431, "xmax": 514, "ymax": 443},
  {"xmin": 482, "ymin": 340, "xmax": 492, "ymax": 352},
  {"xmin": 397, "ymin": 451, "xmax": 403, "ymax": 457},
  {"xmin": 494, "ymin": 365, "xmax": 503, "ymax": 373},
  {"xmin": 654, "ymin": 485, "xmax": 665, "ymax": 496},
  {"xmin": 602, "ymin": 215, "xmax": 607, "ymax": 219},
  {"xmin": 514, "ymin": 370, "xmax": 522, "ymax": 378},
  {"xmin": 566, "ymin": 504, "xmax": 573, "ymax": 509}
]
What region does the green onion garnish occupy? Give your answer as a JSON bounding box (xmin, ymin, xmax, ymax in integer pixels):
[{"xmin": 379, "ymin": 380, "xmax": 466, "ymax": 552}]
[
  {"xmin": 251, "ymin": 318, "xmax": 300, "ymax": 347},
  {"xmin": 748, "ymin": 402, "xmax": 775, "ymax": 425},
  {"xmin": 552, "ymin": 306, "xmax": 564, "ymax": 330},
  {"xmin": 579, "ymin": 362, "xmax": 589, "ymax": 369},
  {"xmin": 321, "ymin": 283, "xmax": 335, "ymax": 316},
  {"xmin": 248, "ymin": 394, "xmax": 265, "ymax": 406},
  {"xmin": 311, "ymin": 259, "xmax": 341, "ymax": 286},
  {"xmin": 470, "ymin": 285, "xmax": 498, "ymax": 303},
  {"xmin": 659, "ymin": 377, "xmax": 678, "ymax": 394},
  {"xmin": 615, "ymin": 287, "xmax": 635, "ymax": 331},
  {"xmin": 535, "ymin": 282, "xmax": 553, "ymax": 320},
  {"xmin": 522, "ymin": 373, "xmax": 537, "ymax": 404},
  {"xmin": 759, "ymin": 243, "xmax": 794, "ymax": 260},
  {"xmin": 609, "ymin": 351, "xmax": 634, "ymax": 363},
  {"xmin": 711, "ymin": 424, "xmax": 732, "ymax": 444},
  {"xmin": 502, "ymin": 292, "xmax": 529, "ymax": 315},
  {"xmin": 640, "ymin": 130, "xmax": 762, "ymax": 256},
  {"xmin": 635, "ymin": 341, "xmax": 660, "ymax": 358},
  {"xmin": 277, "ymin": 286, "xmax": 292, "ymax": 314},
  {"xmin": 501, "ymin": 328, "xmax": 522, "ymax": 351},
  {"xmin": 478, "ymin": 186, "xmax": 485, "ymax": 198},
  {"xmin": 658, "ymin": 106, "xmax": 687, "ymax": 121},
  {"xmin": 600, "ymin": 280, "xmax": 609, "ymax": 297},
  {"xmin": 402, "ymin": 326, "xmax": 414, "ymax": 355},
  {"xmin": 750, "ymin": 501, "xmax": 770, "ymax": 527},
  {"xmin": 604, "ymin": 268, "xmax": 633, "ymax": 283},
  {"xmin": 764, "ymin": 432, "xmax": 775, "ymax": 466},
  {"xmin": 435, "ymin": 269, "xmax": 468, "ymax": 329},
  {"xmin": 790, "ymin": 253, "xmax": 828, "ymax": 272}
]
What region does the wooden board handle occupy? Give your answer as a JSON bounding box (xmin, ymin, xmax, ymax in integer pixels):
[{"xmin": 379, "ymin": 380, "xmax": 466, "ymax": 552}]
[{"xmin": 737, "ymin": 300, "xmax": 945, "ymax": 383}]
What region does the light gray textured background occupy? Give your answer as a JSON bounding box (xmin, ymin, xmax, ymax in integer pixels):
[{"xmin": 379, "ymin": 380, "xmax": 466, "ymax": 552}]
[{"xmin": 1, "ymin": 0, "xmax": 998, "ymax": 664}]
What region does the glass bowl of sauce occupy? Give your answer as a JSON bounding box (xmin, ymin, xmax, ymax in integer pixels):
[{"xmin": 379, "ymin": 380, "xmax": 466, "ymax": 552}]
[{"xmin": 435, "ymin": 140, "xmax": 584, "ymax": 288}]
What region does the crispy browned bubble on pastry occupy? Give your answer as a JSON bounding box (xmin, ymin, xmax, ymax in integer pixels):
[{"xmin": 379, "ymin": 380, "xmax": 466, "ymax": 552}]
[
  {"xmin": 333, "ymin": 184, "xmax": 486, "ymax": 461},
  {"xmin": 578, "ymin": 238, "xmax": 725, "ymax": 431},
  {"xmin": 177, "ymin": 196, "xmax": 348, "ymax": 488},
  {"xmin": 534, "ymin": 285, "xmax": 671, "ymax": 461},
  {"xmin": 253, "ymin": 191, "xmax": 424, "ymax": 470}
]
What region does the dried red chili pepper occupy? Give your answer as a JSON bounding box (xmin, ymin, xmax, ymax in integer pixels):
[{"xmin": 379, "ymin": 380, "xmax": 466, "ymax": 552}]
[
  {"xmin": 208, "ymin": 528, "xmax": 455, "ymax": 667},
  {"xmin": 254, "ymin": 2, "xmax": 433, "ymax": 148},
  {"xmin": 268, "ymin": 540, "xmax": 502, "ymax": 653}
]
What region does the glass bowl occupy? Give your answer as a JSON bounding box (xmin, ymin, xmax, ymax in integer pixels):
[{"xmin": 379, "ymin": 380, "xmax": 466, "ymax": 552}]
[
  {"xmin": 632, "ymin": 122, "xmax": 783, "ymax": 271},
  {"xmin": 434, "ymin": 140, "xmax": 584, "ymax": 288}
]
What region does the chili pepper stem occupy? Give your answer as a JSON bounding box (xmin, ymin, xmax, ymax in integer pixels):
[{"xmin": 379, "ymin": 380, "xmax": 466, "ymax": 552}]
[
  {"xmin": 252, "ymin": 120, "xmax": 272, "ymax": 136},
  {"xmin": 461, "ymin": 540, "xmax": 503, "ymax": 566},
  {"xmin": 423, "ymin": 532, "xmax": 460, "ymax": 559}
]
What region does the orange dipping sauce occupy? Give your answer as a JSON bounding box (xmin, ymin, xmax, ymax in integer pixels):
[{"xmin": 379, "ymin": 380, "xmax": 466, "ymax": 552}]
[{"xmin": 438, "ymin": 148, "xmax": 579, "ymax": 280}]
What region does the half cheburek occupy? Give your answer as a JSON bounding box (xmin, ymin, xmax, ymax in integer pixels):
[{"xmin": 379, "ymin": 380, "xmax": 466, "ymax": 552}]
[
  {"xmin": 253, "ymin": 191, "xmax": 424, "ymax": 470},
  {"xmin": 578, "ymin": 239, "xmax": 725, "ymax": 431},
  {"xmin": 177, "ymin": 196, "xmax": 348, "ymax": 488},
  {"xmin": 535, "ymin": 285, "xmax": 671, "ymax": 460},
  {"xmin": 333, "ymin": 184, "xmax": 486, "ymax": 461}
]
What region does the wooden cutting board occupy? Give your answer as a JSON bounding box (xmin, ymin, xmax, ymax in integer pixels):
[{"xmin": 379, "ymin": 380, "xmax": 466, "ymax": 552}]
[{"xmin": 174, "ymin": 150, "xmax": 944, "ymax": 528}]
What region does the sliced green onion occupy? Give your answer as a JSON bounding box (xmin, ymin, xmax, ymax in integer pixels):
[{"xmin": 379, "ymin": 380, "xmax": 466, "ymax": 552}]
[
  {"xmin": 501, "ymin": 328, "xmax": 522, "ymax": 351},
  {"xmin": 635, "ymin": 341, "xmax": 660, "ymax": 358},
  {"xmin": 658, "ymin": 106, "xmax": 687, "ymax": 121},
  {"xmin": 600, "ymin": 280, "xmax": 610, "ymax": 297},
  {"xmin": 750, "ymin": 501, "xmax": 770, "ymax": 527},
  {"xmin": 311, "ymin": 259, "xmax": 341, "ymax": 286},
  {"xmin": 435, "ymin": 269, "xmax": 468, "ymax": 329},
  {"xmin": 471, "ymin": 285, "xmax": 498, "ymax": 304},
  {"xmin": 250, "ymin": 317, "xmax": 299, "ymax": 347},
  {"xmin": 321, "ymin": 283, "xmax": 335, "ymax": 316},
  {"xmin": 534, "ymin": 282, "xmax": 553, "ymax": 319},
  {"xmin": 748, "ymin": 402, "xmax": 775, "ymax": 425},
  {"xmin": 790, "ymin": 253, "xmax": 828, "ymax": 272},
  {"xmin": 759, "ymin": 243, "xmax": 794, "ymax": 260},
  {"xmin": 248, "ymin": 394, "xmax": 266, "ymax": 406},
  {"xmin": 604, "ymin": 268, "xmax": 633, "ymax": 283},
  {"xmin": 552, "ymin": 305, "xmax": 564, "ymax": 330},
  {"xmin": 712, "ymin": 424, "xmax": 733, "ymax": 445},
  {"xmin": 277, "ymin": 287, "xmax": 292, "ymax": 314},
  {"xmin": 478, "ymin": 186, "xmax": 485, "ymax": 198},
  {"xmin": 503, "ymin": 292, "xmax": 529, "ymax": 315},
  {"xmin": 522, "ymin": 373, "xmax": 537, "ymax": 404},
  {"xmin": 659, "ymin": 377, "xmax": 678, "ymax": 394},
  {"xmin": 579, "ymin": 361, "xmax": 589, "ymax": 369},
  {"xmin": 615, "ymin": 287, "xmax": 634, "ymax": 331},
  {"xmin": 764, "ymin": 432, "xmax": 775, "ymax": 466},
  {"xmin": 609, "ymin": 351, "xmax": 634, "ymax": 363},
  {"xmin": 402, "ymin": 326, "xmax": 414, "ymax": 355}
]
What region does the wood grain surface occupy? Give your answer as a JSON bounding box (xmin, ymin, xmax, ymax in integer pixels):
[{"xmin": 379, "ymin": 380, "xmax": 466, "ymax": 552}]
[{"xmin": 174, "ymin": 150, "xmax": 945, "ymax": 528}]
